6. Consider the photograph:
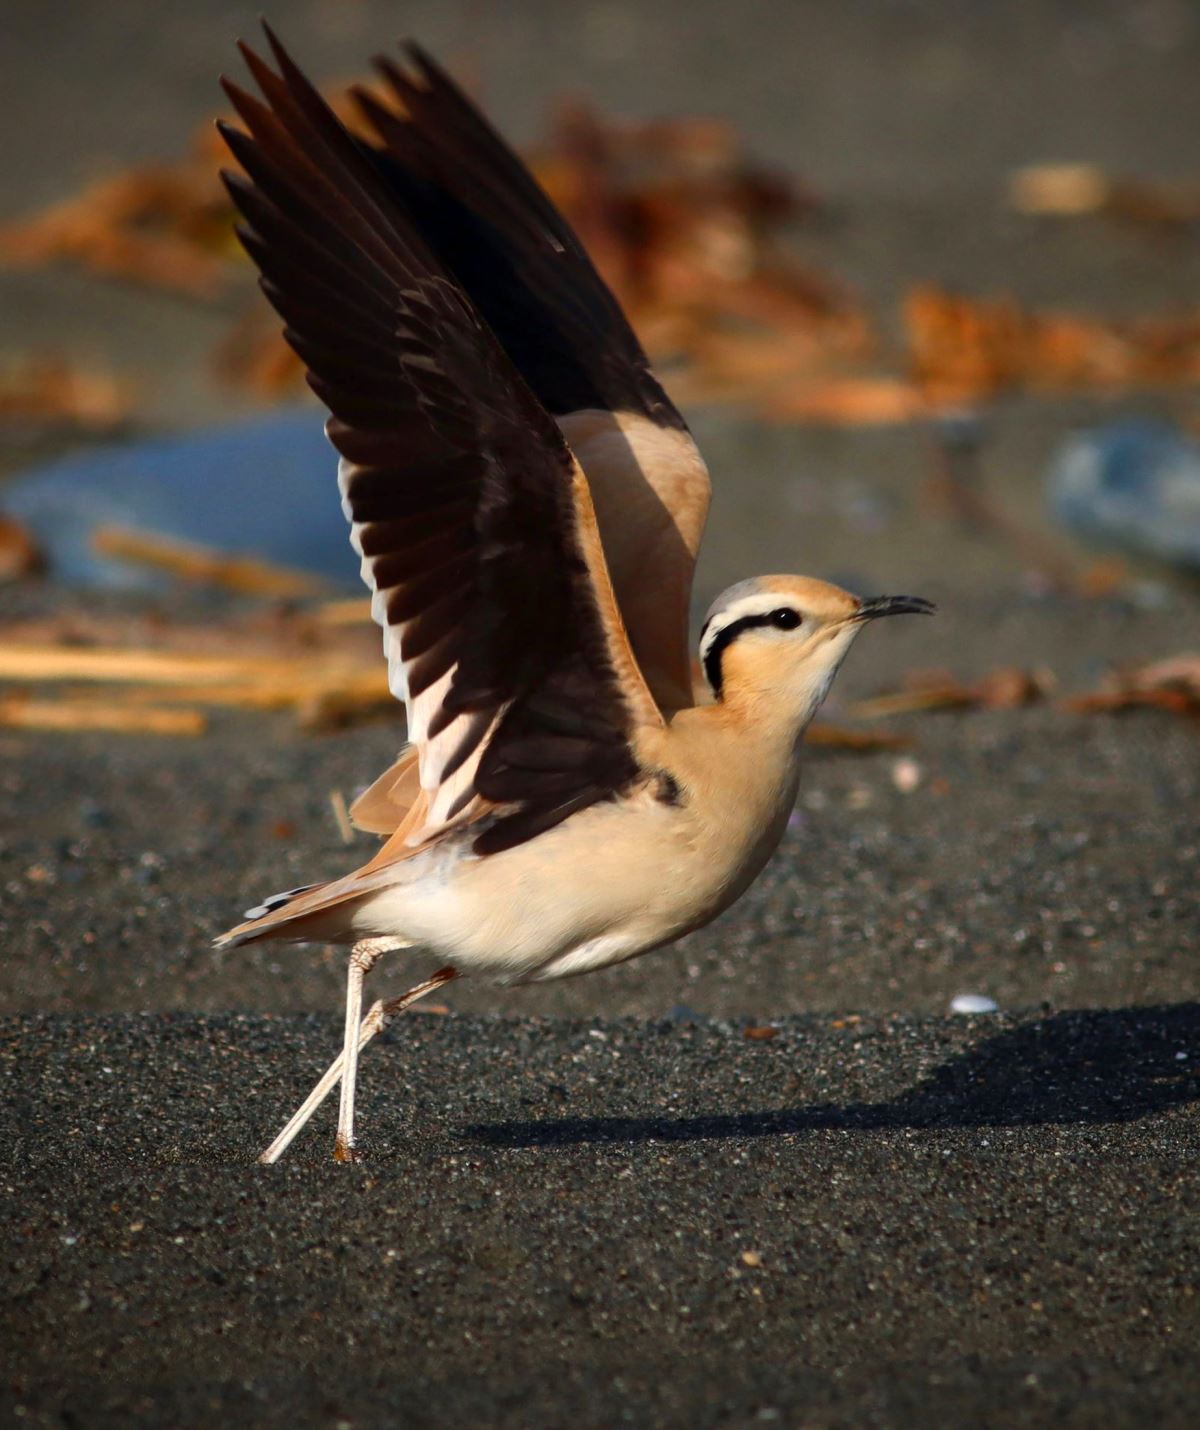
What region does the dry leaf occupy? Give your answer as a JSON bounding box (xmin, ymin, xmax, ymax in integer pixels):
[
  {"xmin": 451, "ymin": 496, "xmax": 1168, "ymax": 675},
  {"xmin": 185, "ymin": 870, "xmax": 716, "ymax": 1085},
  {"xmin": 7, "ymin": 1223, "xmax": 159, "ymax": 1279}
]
[
  {"xmin": 1064, "ymin": 654, "xmax": 1200, "ymax": 720},
  {"xmin": 0, "ymin": 354, "xmax": 131, "ymax": 430},
  {"xmin": 0, "ymin": 694, "xmax": 206, "ymax": 737},
  {"xmin": 764, "ymin": 376, "xmax": 926, "ymax": 425},
  {"xmin": 906, "ymin": 285, "xmax": 1200, "ymax": 403},
  {"xmin": 0, "ymin": 516, "xmax": 43, "ymax": 582},
  {"xmin": 1009, "ymin": 163, "xmax": 1112, "ymax": 217},
  {"xmin": 850, "ymin": 667, "xmax": 1052, "ymax": 719},
  {"xmin": 805, "ymin": 723, "xmax": 912, "ymax": 751},
  {"xmin": 0, "ymin": 604, "xmax": 395, "ymax": 732},
  {"xmin": 91, "ymin": 524, "xmax": 332, "ymax": 599},
  {"xmin": 1010, "ymin": 162, "xmax": 1200, "ymax": 231}
]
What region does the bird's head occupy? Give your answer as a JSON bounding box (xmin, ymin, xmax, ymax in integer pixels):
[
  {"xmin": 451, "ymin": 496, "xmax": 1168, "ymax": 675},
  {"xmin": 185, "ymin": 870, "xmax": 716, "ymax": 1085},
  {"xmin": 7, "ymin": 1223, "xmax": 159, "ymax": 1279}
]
[{"xmin": 698, "ymin": 575, "xmax": 934, "ymax": 726}]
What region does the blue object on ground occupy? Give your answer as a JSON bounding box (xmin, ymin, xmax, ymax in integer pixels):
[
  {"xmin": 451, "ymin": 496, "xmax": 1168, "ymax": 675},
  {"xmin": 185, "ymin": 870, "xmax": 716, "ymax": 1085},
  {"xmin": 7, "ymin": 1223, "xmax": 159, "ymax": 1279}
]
[
  {"xmin": 1048, "ymin": 418, "xmax": 1200, "ymax": 569},
  {"xmin": 1, "ymin": 408, "xmax": 361, "ymax": 589}
]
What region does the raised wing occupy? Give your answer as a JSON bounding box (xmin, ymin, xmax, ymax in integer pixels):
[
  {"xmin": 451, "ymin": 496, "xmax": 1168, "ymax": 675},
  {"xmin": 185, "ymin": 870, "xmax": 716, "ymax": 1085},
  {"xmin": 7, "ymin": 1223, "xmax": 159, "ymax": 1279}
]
[
  {"xmin": 220, "ymin": 27, "xmax": 663, "ymax": 857},
  {"xmin": 348, "ymin": 44, "xmax": 711, "ymax": 710}
]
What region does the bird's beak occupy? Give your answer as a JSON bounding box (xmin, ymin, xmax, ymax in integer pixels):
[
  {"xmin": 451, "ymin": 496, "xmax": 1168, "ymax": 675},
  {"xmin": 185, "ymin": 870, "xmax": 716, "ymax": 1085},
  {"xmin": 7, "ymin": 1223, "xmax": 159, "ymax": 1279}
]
[{"xmin": 852, "ymin": 594, "xmax": 936, "ymax": 622}]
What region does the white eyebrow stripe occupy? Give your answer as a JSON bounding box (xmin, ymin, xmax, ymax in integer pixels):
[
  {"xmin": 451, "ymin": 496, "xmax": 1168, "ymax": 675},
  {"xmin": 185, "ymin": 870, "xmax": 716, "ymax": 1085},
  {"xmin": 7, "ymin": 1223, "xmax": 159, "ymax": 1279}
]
[{"xmin": 698, "ymin": 593, "xmax": 798, "ymax": 662}]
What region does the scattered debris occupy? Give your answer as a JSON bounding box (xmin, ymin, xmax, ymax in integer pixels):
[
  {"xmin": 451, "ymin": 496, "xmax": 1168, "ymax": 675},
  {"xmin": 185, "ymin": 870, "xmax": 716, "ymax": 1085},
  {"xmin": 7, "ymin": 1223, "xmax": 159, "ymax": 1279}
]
[
  {"xmin": 0, "ymin": 606, "xmax": 393, "ymax": 733},
  {"xmin": 849, "ymin": 667, "xmax": 1054, "ymax": 720},
  {"xmin": 743, "ymin": 1025, "xmax": 779, "ymax": 1041},
  {"xmin": 1009, "ymin": 163, "xmax": 1113, "ymax": 218},
  {"xmin": 760, "ymin": 376, "xmax": 925, "ymax": 426},
  {"xmin": 328, "ymin": 790, "xmax": 356, "ymax": 845},
  {"xmin": 0, "ymin": 516, "xmax": 43, "ymax": 582},
  {"xmin": 0, "ymin": 148, "xmax": 234, "ymax": 299},
  {"xmin": 891, "ymin": 756, "xmax": 923, "ymax": 793},
  {"xmin": 1075, "ymin": 557, "xmax": 1131, "ymax": 599},
  {"xmin": 0, "ymin": 354, "xmax": 132, "ymax": 433},
  {"xmin": 7, "ymin": 76, "xmax": 1200, "ymax": 433},
  {"xmin": 214, "ymin": 91, "xmax": 873, "ymax": 410},
  {"xmin": 804, "ymin": 723, "xmax": 912, "ymax": 752},
  {"xmin": 1010, "ymin": 162, "xmax": 1200, "ymax": 231},
  {"xmin": 0, "ymin": 694, "xmax": 206, "ymax": 737},
  {"xmin": 1064, "ymin": 653, "xmax": 1200, "ymax": 720},
  {"xmin": 949, "ymin": 993, "xmax": 1000, "ymax": 1015},
  {"xmin": 91, "ymin": 524, "xmax": 332, "ymax": 598},
  {"xmin": 906, "ymin": 285, "xmax": 1200, "ymax": 404}
]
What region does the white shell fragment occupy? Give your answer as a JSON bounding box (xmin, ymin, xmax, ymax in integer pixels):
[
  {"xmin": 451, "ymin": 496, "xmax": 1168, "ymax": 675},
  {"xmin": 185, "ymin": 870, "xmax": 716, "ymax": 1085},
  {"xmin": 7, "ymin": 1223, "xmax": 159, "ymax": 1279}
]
[
  {"xmin": 950, "ymin": 993, "xmax": 1000, "ymax": 1015},
  {"xmin": 891, "ymin": 756, "xmax": 922, "ymax": 793}
]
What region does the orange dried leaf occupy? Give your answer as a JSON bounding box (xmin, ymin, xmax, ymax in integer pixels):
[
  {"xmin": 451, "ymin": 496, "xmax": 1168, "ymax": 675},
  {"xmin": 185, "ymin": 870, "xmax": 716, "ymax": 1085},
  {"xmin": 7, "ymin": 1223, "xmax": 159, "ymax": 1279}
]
[
  {"xmin": 805, "ymin": 723, "xmax": 913, "ymax": 751},
  {"xmin": 0, "ymin": 516, "xmax": 44, "ymax": 582},
  {"xmin": 905, "ymin": 284, "xmax": 1200, "ymax": 401},
  {"xmin": 0, "ymin": 354, "xmax": 131, "ymax": 430},
  {"xmin": 850, "ymin": 667, "xmax": 1050, "ymax": 719},
  {"xmin": 90, "ymin": 525, "xmax": 332, "ymax": 599},
  {"xmin": 1065, "ymin": 653, "xmax": 1200, "ymax": 719},
  {"xmin": 765, "ymin": 377, "xmax": 926, "ymax": 426}
]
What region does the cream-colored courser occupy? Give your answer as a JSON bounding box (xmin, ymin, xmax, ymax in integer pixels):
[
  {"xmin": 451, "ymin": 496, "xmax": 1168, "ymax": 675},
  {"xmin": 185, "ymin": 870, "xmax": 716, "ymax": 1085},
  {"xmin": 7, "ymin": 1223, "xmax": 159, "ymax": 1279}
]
[{"xmin": 215, "ymin": 27, "xmax": 933, "ymax": 1163}]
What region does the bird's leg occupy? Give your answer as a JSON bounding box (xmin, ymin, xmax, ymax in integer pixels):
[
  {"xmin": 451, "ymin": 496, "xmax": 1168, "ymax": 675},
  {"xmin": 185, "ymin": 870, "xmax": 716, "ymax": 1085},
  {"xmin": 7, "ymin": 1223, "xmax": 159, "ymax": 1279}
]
[
  {"xmin": 257, "ymin": 958, "xmax": 458, "ymax": 1165},
  {"xmin": 333, "ymin": 939, "xmax": 390, "ymax": 1163}
]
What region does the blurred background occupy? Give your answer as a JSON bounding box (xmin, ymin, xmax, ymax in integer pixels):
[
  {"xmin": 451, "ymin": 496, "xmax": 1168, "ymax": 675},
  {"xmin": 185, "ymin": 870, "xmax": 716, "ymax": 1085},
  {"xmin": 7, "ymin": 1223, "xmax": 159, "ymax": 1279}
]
[{"xmin": 1, "ymin": 0, "xmax": 1197, "ymax": 1020}]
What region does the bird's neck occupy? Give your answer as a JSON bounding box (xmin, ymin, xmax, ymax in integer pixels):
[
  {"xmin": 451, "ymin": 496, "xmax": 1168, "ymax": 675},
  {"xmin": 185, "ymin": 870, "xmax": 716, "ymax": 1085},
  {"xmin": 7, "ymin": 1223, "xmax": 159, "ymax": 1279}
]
[
  {"xmin": 667, "ymin": 693, "xmax": 813, "ymax": 794},
  {"xmin": 714, "ymin": 678, "xmax": 829, "ymax": 754}
]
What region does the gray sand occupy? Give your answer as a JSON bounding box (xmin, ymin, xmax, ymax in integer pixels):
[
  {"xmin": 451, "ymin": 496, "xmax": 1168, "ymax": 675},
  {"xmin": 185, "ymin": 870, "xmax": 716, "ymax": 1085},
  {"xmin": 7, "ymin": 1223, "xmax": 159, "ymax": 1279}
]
[
  {"xmin": 3, "ymin": 1010, "xmax": 1199, "ymax": 1428},
  {"xmin": 3, "ymin": 1, "xmax": 1200, "ymax": 1424}
]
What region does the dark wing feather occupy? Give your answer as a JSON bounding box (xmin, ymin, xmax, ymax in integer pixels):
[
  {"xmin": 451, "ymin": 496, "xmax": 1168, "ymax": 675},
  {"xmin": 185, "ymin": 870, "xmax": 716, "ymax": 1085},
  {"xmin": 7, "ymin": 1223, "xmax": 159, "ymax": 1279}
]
[
  {"xmin": 351, "ymin": 43, "xmax": 683, "ymax": 427},
  {"xmin": 346, "ymin": 43, "xmax": 712, "ymax": 712},
  {"xmin": 219, "ymin": 26, "xmax": 661, "ymax": 856}
]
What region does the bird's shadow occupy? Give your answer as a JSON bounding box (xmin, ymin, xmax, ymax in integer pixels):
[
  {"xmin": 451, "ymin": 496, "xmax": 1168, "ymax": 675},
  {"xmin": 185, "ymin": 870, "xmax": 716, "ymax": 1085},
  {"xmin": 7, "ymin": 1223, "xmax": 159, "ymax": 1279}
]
[{"xmin": 466, "ymin": 1005, "xmax": 1200, "ymax": 1148}]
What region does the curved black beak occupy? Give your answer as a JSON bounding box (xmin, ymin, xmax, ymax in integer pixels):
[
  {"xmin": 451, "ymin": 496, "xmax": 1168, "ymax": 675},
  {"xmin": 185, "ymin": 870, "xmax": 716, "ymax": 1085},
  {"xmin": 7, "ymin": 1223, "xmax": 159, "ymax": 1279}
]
[{"xmin": 854, "ymin": 594, "xmax": 936, "ymax": 621}]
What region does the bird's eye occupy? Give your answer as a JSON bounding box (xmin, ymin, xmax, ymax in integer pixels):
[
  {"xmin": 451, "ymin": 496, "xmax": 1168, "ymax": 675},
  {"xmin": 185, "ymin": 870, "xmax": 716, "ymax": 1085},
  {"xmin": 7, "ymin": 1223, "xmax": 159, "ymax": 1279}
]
[{"xmin": 769, "ymin": 608, "xmax": 802, "ymax": 630}]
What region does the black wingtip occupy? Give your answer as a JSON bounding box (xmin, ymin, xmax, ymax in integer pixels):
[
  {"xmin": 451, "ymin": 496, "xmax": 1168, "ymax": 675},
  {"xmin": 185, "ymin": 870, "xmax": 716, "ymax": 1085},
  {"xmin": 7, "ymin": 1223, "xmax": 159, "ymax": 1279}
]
[
  {"xmin": 218, "ymin": 167, "xmax": 254, "ymax": 203},
  {"xmin": 262, "ymin": 19, "xmax": 302, "ymax": 82},
  {"xmin": 402, "ymin": 39, "xmax": 441, "ymax": 79},
  {"xmin": 373, "ymin": 50, "xmax": 418, "ymax": 99}
]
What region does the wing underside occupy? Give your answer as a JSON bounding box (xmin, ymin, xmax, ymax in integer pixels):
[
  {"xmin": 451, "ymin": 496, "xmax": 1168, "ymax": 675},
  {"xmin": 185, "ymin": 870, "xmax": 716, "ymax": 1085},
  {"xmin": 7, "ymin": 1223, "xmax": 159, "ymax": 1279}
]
[{"xmin": 219, "ymin": 27, "xmax": 664, "ymax": 864}]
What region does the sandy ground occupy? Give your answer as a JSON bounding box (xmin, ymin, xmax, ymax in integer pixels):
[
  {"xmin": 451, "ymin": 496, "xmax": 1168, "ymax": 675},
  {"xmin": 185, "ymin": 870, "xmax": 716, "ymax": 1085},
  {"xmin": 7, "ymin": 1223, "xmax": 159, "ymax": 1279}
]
[
  {"xmin": 2, "ymin": 1, "xmax": 1200, "ymax": 1425},
  {"xmin": 3, "ymin": 1010, "xmax": 1199, "ymax": 1427}
]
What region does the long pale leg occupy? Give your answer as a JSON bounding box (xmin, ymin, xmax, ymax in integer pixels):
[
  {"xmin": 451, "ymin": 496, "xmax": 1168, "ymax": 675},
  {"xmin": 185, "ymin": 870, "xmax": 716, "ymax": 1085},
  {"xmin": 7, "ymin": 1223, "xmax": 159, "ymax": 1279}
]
[
  {"xmin": 258, "ymin": 961, "xmax": 458, "ymax": 1165},
  {"xmin": 333, "ymin": 940, "xmax": 389, "ymax": 1161}
]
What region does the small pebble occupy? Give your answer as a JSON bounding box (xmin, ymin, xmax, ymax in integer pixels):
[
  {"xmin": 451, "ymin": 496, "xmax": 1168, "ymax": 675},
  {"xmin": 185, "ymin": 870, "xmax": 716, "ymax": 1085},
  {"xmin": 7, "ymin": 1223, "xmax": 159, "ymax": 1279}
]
[
  {"xmin": 950, "ymin": 993, "xmax": 1000, "ymax": 1015},
  {"xmin": 892, "ymin": 756, "xmax": 922, "ymax": 793}
]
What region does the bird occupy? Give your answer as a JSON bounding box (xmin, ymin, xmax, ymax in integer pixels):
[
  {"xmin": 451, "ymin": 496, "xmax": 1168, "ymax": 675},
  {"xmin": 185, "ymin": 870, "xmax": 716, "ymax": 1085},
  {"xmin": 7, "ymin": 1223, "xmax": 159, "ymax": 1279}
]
[{"xmin": 214, "ymin": 26, "xmax": 934, "ymax": 1164}]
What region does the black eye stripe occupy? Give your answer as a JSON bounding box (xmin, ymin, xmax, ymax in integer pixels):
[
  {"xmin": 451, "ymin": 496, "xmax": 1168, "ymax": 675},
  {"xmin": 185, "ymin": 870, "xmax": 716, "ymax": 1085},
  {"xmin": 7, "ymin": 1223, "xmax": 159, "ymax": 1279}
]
[{"xmin": 702, "ymin": 607, "xmax": 803, "ymax": 696}]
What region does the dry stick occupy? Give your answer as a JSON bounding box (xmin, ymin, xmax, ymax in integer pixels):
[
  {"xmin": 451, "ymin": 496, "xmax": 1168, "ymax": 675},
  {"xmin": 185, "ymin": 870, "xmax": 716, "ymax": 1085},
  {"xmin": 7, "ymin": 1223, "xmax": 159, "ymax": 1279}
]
[
  {"xmin": 329, "ymin": 789, "xmax": 355, "ymax": 844},
  {"xmin": 846, "ymin": 687, "xmax": 976, "ymax": 720},
  {"xmin": 0, "ymin": 644, "xmax": 272, "ymax": 684},
  {"xmin": 91, "ymin": 524, "xmax": 331, "ymax": 598},
  {"xmin": 0, "ymin": 644, "xmax": 388, "ymax": 718},
  {"xmin": 804, "ymin": 722, "xmax": 912, "ymax": 750},
  {"xmin": 0, "ymin": 697, "xmax": 206, "ymax": 736},
  {"xmin": 313, "ymin": 597, "xmax": 373, "ymax": 626}
]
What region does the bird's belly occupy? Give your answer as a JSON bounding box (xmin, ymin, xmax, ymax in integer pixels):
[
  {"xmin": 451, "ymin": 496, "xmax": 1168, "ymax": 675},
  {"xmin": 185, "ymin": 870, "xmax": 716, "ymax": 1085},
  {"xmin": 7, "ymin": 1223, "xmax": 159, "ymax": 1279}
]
[{"xmin": 349, "ymin": 788, "xmax": 792, "ymax": 984}]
